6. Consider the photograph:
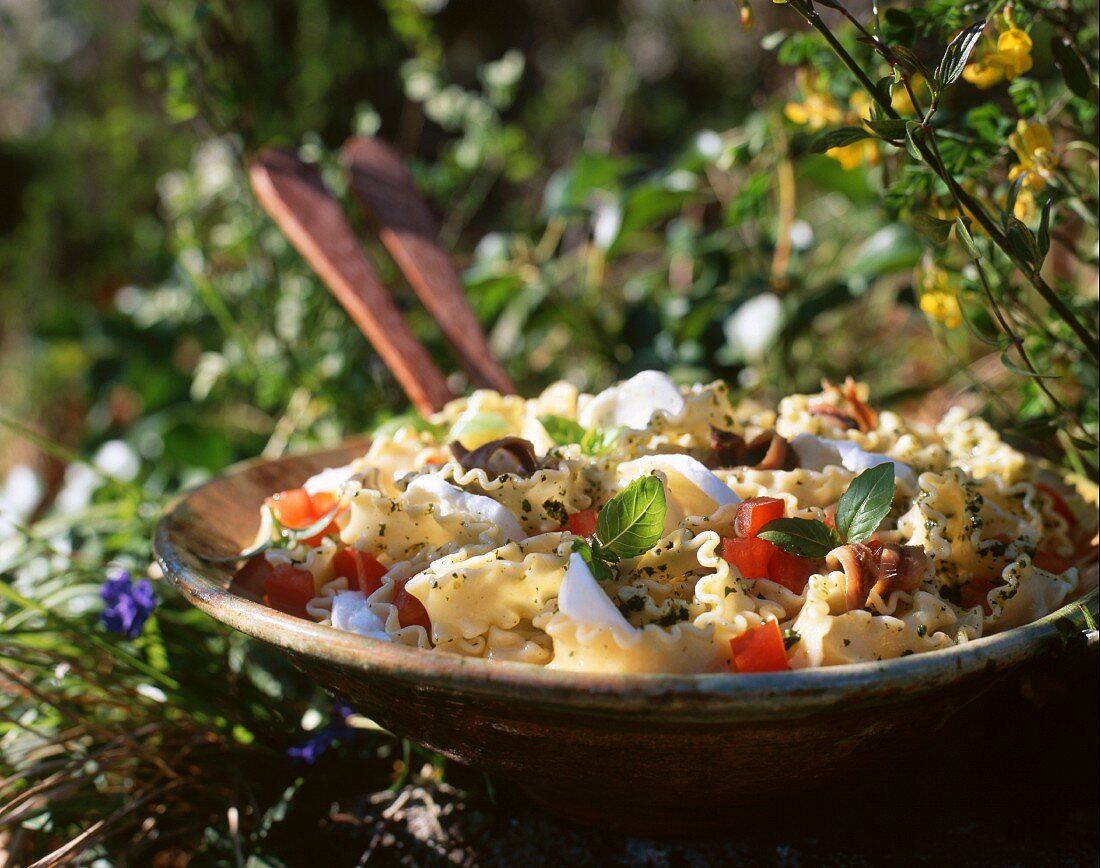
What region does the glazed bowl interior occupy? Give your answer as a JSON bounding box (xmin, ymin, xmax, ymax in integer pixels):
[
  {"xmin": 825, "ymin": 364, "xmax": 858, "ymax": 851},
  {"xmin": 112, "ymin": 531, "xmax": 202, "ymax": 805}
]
[{"xmin": 154, "ymin": 442, "xmax": 1098, "ymax": 831}]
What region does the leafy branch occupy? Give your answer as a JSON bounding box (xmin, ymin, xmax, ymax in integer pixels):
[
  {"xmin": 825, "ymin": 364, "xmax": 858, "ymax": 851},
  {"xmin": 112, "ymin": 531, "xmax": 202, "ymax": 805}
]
[{"xmin": 787, "ymin": 0, "xmax": 1100, "ymax": 367}]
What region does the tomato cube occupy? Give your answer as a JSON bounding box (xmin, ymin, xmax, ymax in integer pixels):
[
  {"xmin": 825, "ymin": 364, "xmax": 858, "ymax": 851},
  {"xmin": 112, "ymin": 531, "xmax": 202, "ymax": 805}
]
[
  {"xmin": 1036, "ymin": 483, "xmax": 1076, "ymax": 528},
  {"xmin": 729, "ymin": 620, "xmax": 789, "ymax": 673},
  {"xmin": 767, "ymin": 548, "xmax": 820, "ymax": 594},
  {"xmin": 734, "ymin": 497, "xmax": 786, "ymax": 538},
  {"xmin": 566, "ymin": 508, "xmax": 599, "ymax": 539},
  {"xmin": 1034, "ymin": 550, "xmax": 1071, "ymax": 574},
  {"xmin": 232, "ymin": 554, "xmax": 275, "ymax": 597},
  {"xmin": 266, "ymin": 489, "xmax": 318, "ymax": 529},
  {"xmin": 722, "ymin": 536, "xmax": 776, "ymax": 579},
  {"xmin": 263, "ymin": 563, "xmax": 316, "ymax": 619},
  {"xmin": 393, "ymin": 581, "xmax": 431, "ymax": 632},
  {"xmin": 331, "ymin": 548, "xmax": 389, "ymax": 594}
]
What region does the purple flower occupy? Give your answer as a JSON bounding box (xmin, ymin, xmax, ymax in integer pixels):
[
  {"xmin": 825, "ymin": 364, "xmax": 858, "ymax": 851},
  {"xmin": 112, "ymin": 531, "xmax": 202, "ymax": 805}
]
[
  {"xmin": 287, "ymin": 703, "xmax": 356, "ymax": 765},
  {"xmin": 100, "ymin": 570, "xmax": 156, "ymax": 639}
]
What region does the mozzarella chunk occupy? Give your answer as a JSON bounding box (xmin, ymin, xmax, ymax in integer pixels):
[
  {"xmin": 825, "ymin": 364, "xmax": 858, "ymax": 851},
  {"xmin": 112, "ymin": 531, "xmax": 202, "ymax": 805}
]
[
  {"xmin": 578, "ymin": 370, "xmax": 685, "ymax": 431},
  {"xmin": 790, "ymin": 434, "xmax": 916, "ymax": 488},
  {"xmin": 557, "ymin": 552, "xmax": 634, "ymax": 634},
  {"xmin": 330, "ymin": 591, "xmax": 391, "ymax": 641}
]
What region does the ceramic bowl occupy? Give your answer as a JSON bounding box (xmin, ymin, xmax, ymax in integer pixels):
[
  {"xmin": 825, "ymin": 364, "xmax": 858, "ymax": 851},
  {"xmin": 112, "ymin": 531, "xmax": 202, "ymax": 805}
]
[{"xmin": 153, "ymin": 443, "xmax": 1099, "ymax": 833}]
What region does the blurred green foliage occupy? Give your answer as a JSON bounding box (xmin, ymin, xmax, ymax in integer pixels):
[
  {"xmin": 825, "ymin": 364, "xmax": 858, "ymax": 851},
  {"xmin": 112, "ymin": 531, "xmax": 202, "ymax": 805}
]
[{"xmin": 1, "ymin": 0, "xmax": 1097, "ymax": 862}]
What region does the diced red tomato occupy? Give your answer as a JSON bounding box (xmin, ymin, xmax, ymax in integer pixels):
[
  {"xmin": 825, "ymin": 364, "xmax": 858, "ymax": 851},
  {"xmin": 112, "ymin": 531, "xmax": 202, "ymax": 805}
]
[
  {"xmin": 567, "ymin": 508, "xmax": 599, "ymax": 539},
  {"xmin": 1036, "ymin": 483, "xmax": 1076, "ymax": 528},
  {"xmin": 329, "ymin": 548, "xmax": 388, "ymax": 594},
  {"xmin": 1034, "ymin": 550, "xmax": 1072, "ymax": 574},
  {"xmin": 722, "ymin": 537, "xmax": 776, "ymax": 579},
  {"xmin": 265, "ymin": 488, "xmax": 345, "ymax": 545},
  {"xmin": 232, "ymin": 554, "xmax": 275, "ymax": 597},
  {"xmin": 729, "ymin": 620, "xmax": 789, "ymax": 673},
  {"xmin": 393, "ymin": 581, "xmax": 431, "ymax": 631},
  {"xmin": 767, "ymin": 548, "xmax": 820, "ymax": 594},
  {"xmin": 266, "ymin": 489, "xmax": 317, "ymax": 527},
  {"xmin": 735, "ymin": 497, "xmax": 786, "ymax": 538},
  {"xmin": 961, "ymin": 577, "xmax": 995, "ymax": 614},
  {"xmin": 263, "ymin": 563, "xmax": 316, "ymax": 619}
]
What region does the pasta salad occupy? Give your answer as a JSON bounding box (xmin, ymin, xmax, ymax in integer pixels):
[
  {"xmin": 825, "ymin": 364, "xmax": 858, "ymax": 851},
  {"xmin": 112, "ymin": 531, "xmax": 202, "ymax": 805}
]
[{"xmin": 232, "ymin": 371, "xmax": 1097, "ymax": 674}]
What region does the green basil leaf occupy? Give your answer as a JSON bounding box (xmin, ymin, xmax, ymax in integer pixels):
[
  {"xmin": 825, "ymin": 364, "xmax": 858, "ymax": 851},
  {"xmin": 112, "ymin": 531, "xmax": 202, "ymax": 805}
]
[
  {"xmin": 572, "ymin": 539, "xmax": 614, "ymax": 582},
  {"xmin": 539, "ymin": 414, "xmax": 586, "ymax": 446},
  {"xmin": 757, "ymin": 518, "xmax": 843, "ymax": 558},
  {"xmin": 580, "ymin": 424, "xmax": 623, "ymax": 456},
  {"xmin": 595, "ymin": 475, "xmax": 667, "ymax": 559},
  {"xmin": 835, "ymin": 463, "xmax": 896, "ymax": 544},
  {"xmin": 934, "ymin": 20, "xmax": 986, "ymax": 93}
]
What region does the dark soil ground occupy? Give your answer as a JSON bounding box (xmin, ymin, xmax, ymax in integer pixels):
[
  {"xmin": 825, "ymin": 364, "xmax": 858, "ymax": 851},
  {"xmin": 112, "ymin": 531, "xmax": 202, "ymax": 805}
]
[{"xmin": 261, "ymin": 639, "xmax": 1098, "ymax": 867}]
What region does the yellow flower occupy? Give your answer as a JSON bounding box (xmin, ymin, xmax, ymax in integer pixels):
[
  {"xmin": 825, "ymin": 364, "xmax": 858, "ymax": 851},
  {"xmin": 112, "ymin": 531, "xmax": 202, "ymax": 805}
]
[
  {"xmin": 962, "ymin": 26, "xmax": 1033, "ymax": 89},
  {"xmin": 918, "ymin": 267, "xmax": 962, "ymax": 328},
  {"xmin": 920, "ymin": 291, "xmax": 962, "ymax": 329},
  {"xmin": 890, "ymin": 75, "xmax": 926, "ymax": 116},
  {"xmin": 1008, "ymin": 120, "xmax": 1057, "ymax": 191},
  {"xmin": 828, "ymin": 139, "xmax": 879, "ymax": 170},
  {"xmin": 1013, "ymin": 188, "xmax": 1037, "ymax": 221},
  {"xmin": 784, "ymin": 93, "xmax": 843, "ymax": 130}
]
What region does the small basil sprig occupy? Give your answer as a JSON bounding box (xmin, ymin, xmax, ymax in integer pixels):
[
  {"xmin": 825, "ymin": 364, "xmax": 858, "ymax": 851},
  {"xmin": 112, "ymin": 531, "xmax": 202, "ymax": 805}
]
[
  {"xmin": 539, "ymin": 414, "xmax": 622, "ymax": 456},
  {"xmin": 757, "ymin": 463, "xmax": 896, "ymax": 558},
  {"xmin": 571, "ymin": 475, "xmax": 667, "ymax": 581}
]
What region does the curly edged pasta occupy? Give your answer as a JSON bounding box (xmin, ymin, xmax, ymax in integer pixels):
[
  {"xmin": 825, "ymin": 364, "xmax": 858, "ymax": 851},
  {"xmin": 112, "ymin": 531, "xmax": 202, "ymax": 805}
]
[{"xmin": 233, "ymin": 370, "xmax": 1097, "ymax": 675}]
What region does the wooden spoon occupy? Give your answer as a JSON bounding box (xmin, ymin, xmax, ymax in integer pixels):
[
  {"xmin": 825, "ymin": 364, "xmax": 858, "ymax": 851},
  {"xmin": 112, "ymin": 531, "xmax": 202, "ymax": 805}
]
[
  {"xmin": 249, "ymin": 149, "xmax": 455, "ymax": 416},
  {"xmin": 341, "ymin": 136, "xmax": 515, "ymax": 395}
]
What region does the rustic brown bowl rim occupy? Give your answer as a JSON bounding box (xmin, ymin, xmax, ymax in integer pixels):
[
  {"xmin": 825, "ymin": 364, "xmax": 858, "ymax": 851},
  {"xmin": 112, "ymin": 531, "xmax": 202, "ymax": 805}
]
[{"xmin": 153, "ymin": 447, "xmax": 1099, "ymax": 721}]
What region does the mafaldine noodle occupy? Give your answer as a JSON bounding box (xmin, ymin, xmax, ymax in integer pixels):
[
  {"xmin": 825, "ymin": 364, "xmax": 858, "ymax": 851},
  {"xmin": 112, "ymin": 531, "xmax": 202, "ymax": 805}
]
[{"xmin": 241, "ymin": 371, "xmax": 1096, "ymax": 674}]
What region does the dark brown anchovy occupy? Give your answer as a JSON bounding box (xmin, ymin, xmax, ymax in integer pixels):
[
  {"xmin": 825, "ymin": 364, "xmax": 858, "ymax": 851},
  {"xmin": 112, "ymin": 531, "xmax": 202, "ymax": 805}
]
[
  {"xmin": 827, "ymin": 542, "xmax": 931, "ymax": 611},
  {"xmin": 450, "ymin": 436, "xmax": 542, "ymax": 478},
  {"xmin": 807, "ymin": 402, "xmax": 860, "ymax": 431},
  {"xmin": 709, "ymin": 427, "xmax": 798, "ymax": 471}
]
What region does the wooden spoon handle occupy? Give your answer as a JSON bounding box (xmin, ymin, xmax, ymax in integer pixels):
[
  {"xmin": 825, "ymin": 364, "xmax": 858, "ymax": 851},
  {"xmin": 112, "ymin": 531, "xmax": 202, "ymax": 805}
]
[
  {"xmin": 341, "ymin": 136, "xmax": 516, "ymax": 395},
  {"xmin": 250, "ymin": 149, "xmax": 455, "ymax": 417}
]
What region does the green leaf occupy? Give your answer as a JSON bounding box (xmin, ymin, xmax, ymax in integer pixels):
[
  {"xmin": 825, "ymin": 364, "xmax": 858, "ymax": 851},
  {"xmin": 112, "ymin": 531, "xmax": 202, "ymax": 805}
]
[
  {"xmin": 892, "ymin": 45, "xmax": 932, "ymax": 82},
  {"xmin": 911, "ymin": 212, "xmax": 954, "ymax": 243},
  {"xmin": 934, "ymin": 20, "xmax": 987, "ymax": 93},
  {"xmin": 580, "ymin": 425, "xmax": 623, "ymax": 456},
  {"xmin": 539, "ymin": 414, "xmax": 586, "ymax": 446},
  {"xmin": 595, "ymin": 475, "xmax": 667, "ymax": 559},
  {"xmin": 864, "ymin": 118, "xmax": 909, "ymax": 141},
  {"xmin": 998, "ymin": 351, "xmax": 1059, "ymax": 379},
  {"xmin": 758, "ymin": 518, "xmax": 843, "ymax": 558},
  {"xmin": 1050, "ymin": 37, "xmax": 1098, "ymax": 103},
  {"xmin": 884, "ymin": 9, "xmax": 916, "ymax": 49},
  {"xmin": 809, "ymin": 127, "xmax": 872, "ymax": 153},
  {"xmin": 835, "ymin": 463, "xmax": 896, "ymax": 544},
  {"xmin": 954, "ymin": 217, "xmax": 981, "ymax": 260},
  {"xmin": 572, "ymin": 539, "xmax": 614, "ymax": 582},
  {"xmin": 903, "ymin": 121, "xmax": 924, "ymax": 161},
  {"xmin": 1004, "ymin": 217, "xmax": 1043, "ymax": 271},
  {"xmin": 449, "ymin": 412, "xmax": 509, "ymax": 443},
  {"xmin": 1005, "ymin": 416, "xmax": 1060, "ymax": 440},
  {"xmin": 1037, "ymin": 198, "xmax": 1053, "ymax": 259}
]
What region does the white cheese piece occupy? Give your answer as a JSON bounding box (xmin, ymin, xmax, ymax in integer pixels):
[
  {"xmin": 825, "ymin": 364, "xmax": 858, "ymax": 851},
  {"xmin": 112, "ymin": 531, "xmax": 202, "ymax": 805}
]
[
  {"xmin": 789, "ymin": 434, "xmax": 916, "ymax": 488},
  {"xmin": 618, "ymin": 454, "xmax": 740, "ymax": 529},
  {"xmin": 330, "ymin": 591, "xmax": 391, "ymax": 641},
  {"xmin": 405, "ymin": 473, "xmax": 524, "ymax": 541},
  {"xmin": 302, "ymin": 461, "xmax": 362, "ymax": 495},
  {"xmin": 578, "ymin": 370, "xmax": 685, "ymax": 431},
  {"xmin": 558, "ymin": 552, "xmax": 634, "ymax": 634}
]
